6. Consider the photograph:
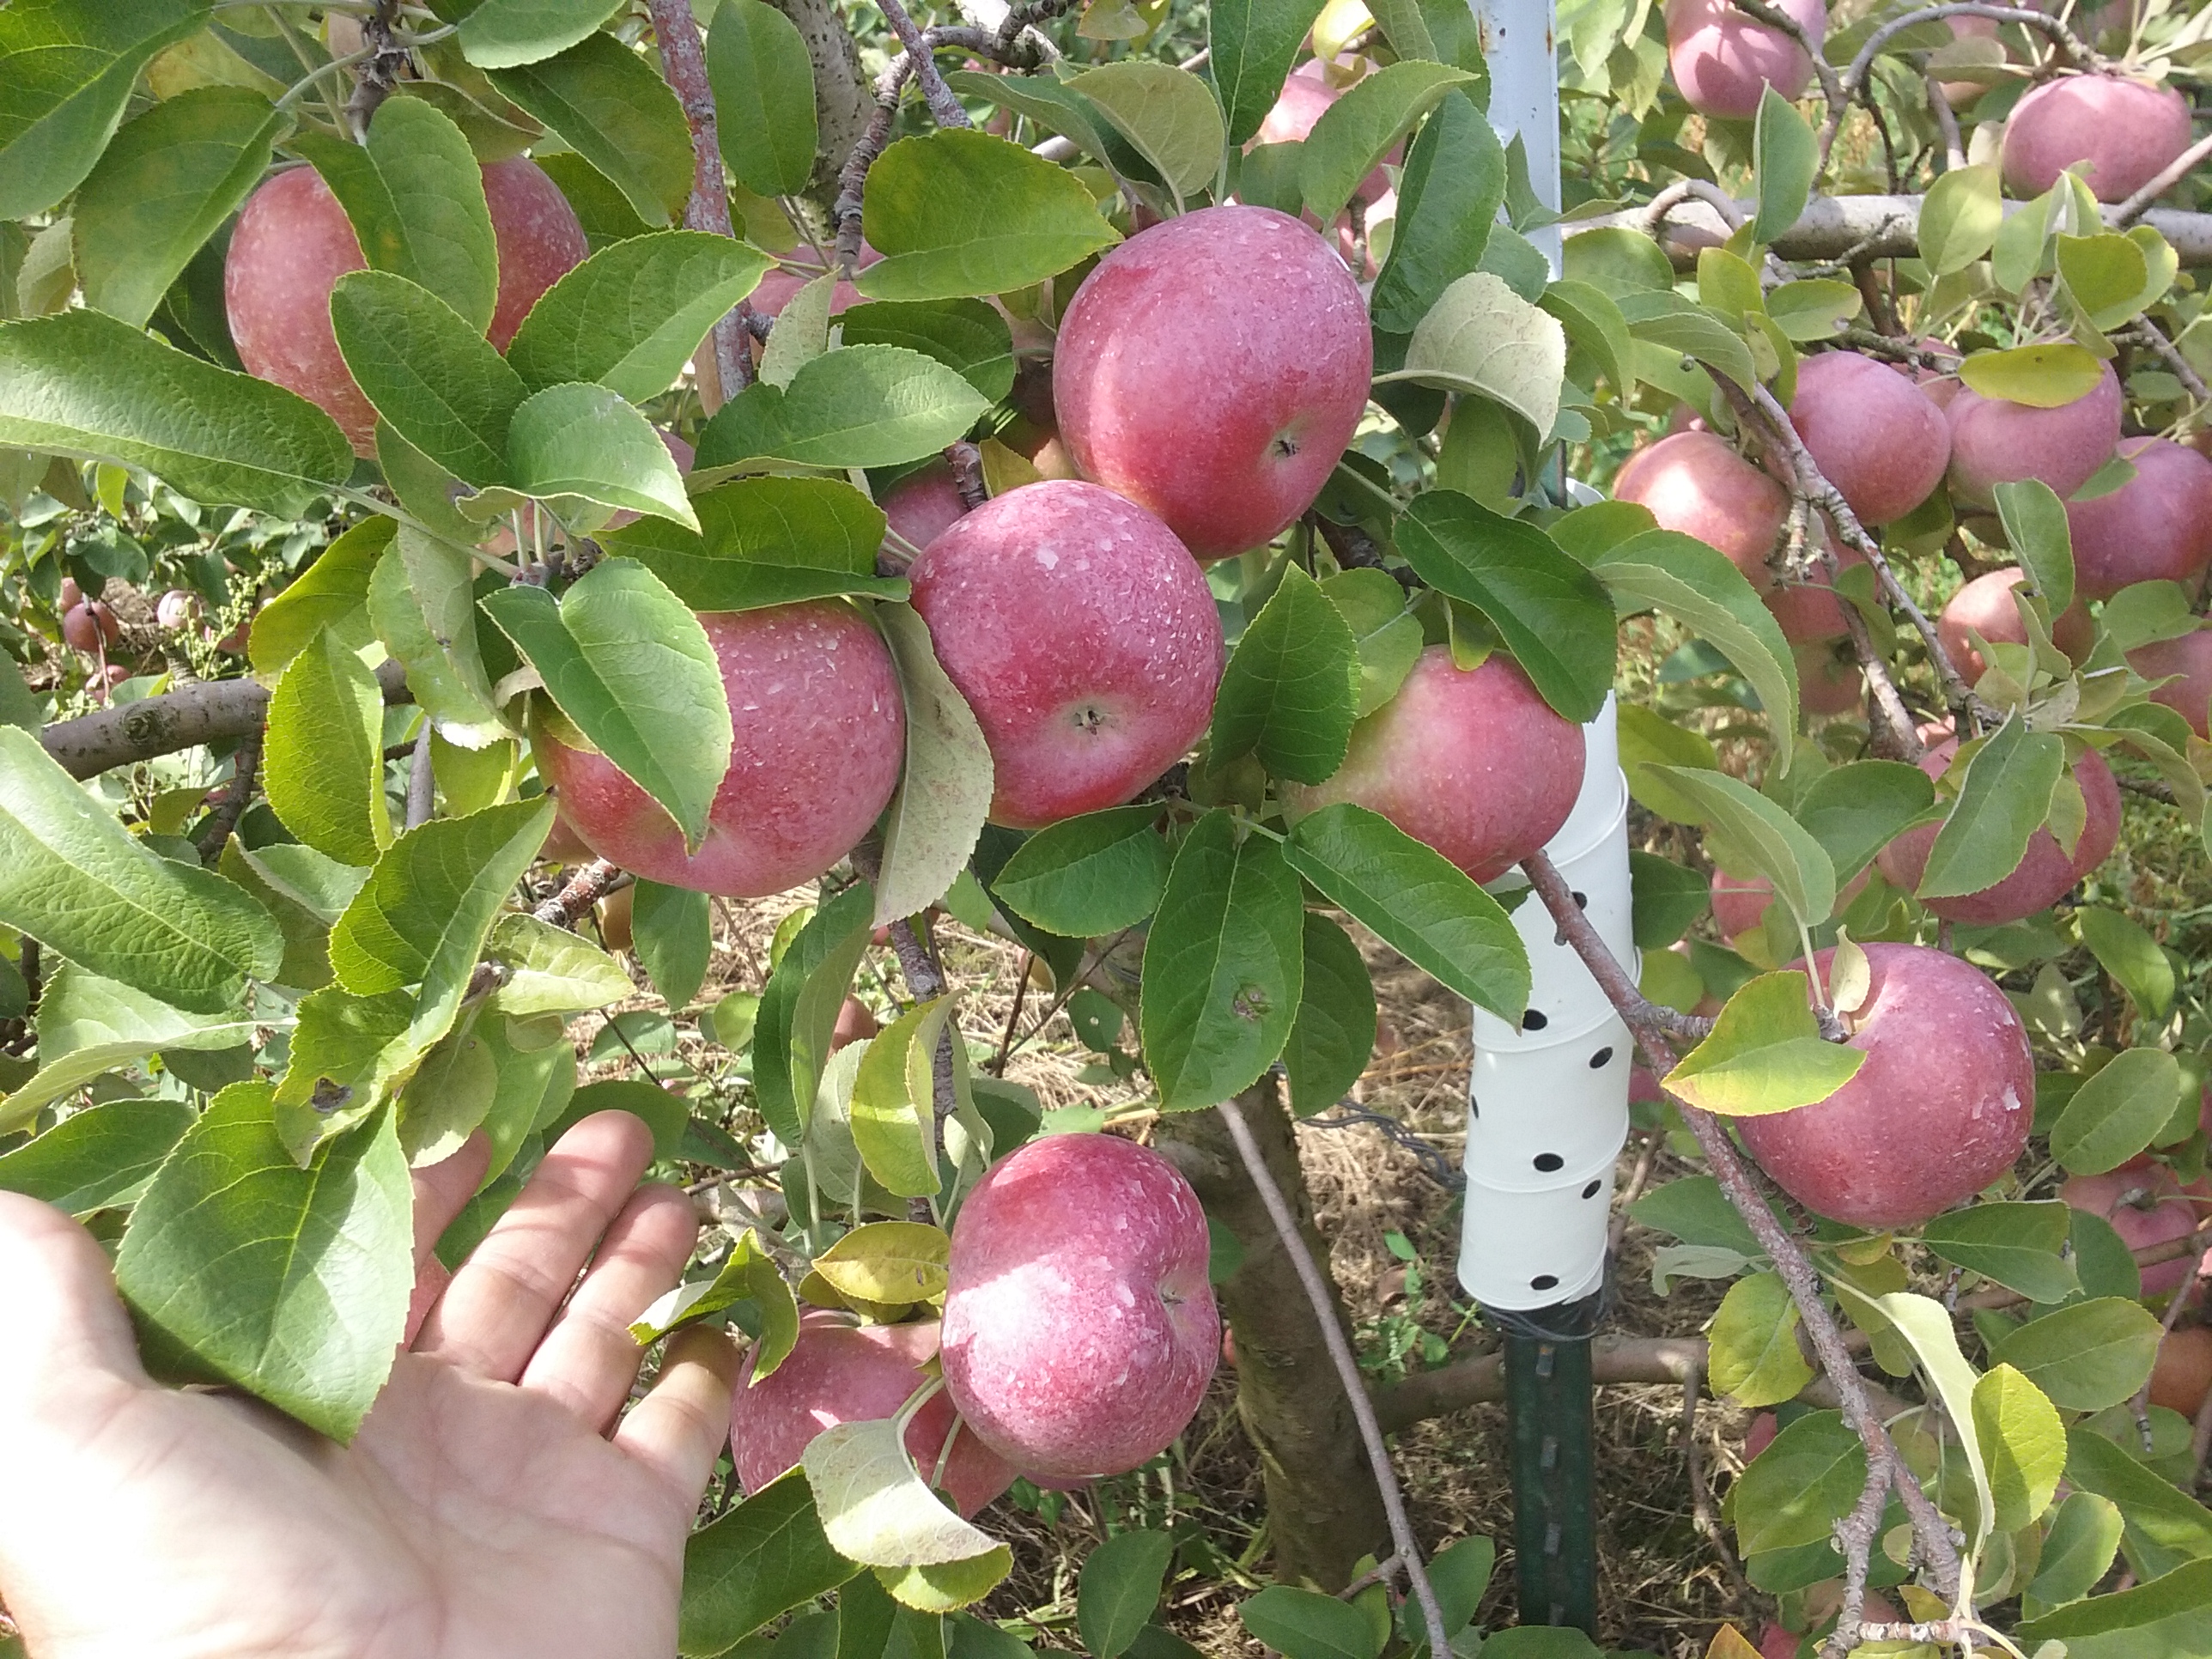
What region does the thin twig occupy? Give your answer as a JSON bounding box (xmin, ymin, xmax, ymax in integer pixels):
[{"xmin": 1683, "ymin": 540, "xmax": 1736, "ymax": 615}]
[
  {"xmin": 195, "ymin": 725, "xmax": 264, "ymax": 865},
  {"xmin": 1644, "ymin": 176, "xmax": 1749, "ymax": 234},
  {"xmin": 647, "ymin": 0, "xmax": 754, "ymax": 398},
  {"xmin": 404, "ymin": 721, "xmax": 435, "ymax": 830},
  {"xmin": 1820, "ymin": 1462, "xmax": 1896, "ymax": 1659},
  {"xmin": 1521, "ymin": 852, "xmax": 1966, "ymax": 1605},
  {"xmin": 878, "ymin": 0, "xmax": 973, "ymax": 130},
  {"xmin": 2118, "ymin": 316, "xmax": 2212, "ymax": 405},
  {"xmin": 1215, "ymin": 1095, "xmax": 1453, "ymax": 1659},
  {"xmin": 2116, "ymin": 128, "xmax": 2212, "ymax": 224},
  {"xmin": 1680, "ymin": 1359, "xmax": 1753, "ymax": 1601},
  {"xmin": 533, "ymin": 857, "xmax": 625, "ymax": 926},
  {"xmin": 1925, "ymin": 74, "xmax": 1966, "ymax": 173}
]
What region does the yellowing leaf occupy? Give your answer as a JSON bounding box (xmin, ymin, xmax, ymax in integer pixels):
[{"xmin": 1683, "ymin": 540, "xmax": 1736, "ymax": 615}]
[{"xmin": 1385, "ymin": 272, "xmax": 1565, "ymax": 440}]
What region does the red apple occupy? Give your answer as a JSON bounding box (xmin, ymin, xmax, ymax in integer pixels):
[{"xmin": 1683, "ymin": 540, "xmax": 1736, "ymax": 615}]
[
  {"xmin": 535, "ymin": 601, "xmax": 905, "ymax": 896},
  {"xmin": 1280, "ymin": 647, "xmax": 1584, "ymax": 884},
  {"xmin": 1712, "ymin": 867, "xmax": 1774, "ymax": 940},
  {"xmin": 830, "ymin": 996, "xmax": 878, "ymax": 1051},
  {"xmin": 1745, "ymin": 1410, "xmax": 1778, "ymax": 1462},
  {"xmin": 1663, "ymin": 0, "xmax": 1826, "ymax": 120},
  {"xmin": 2065, "ymin": 437, "xmax": 2212, "ymax": 600},
  {"xmin": 1795, "ymin": 640, "xmax": 1865, "ymax": 717},
  {"xmin": 57, "ymin": 575, "xmax": 82, "ymax": 612},
  {"xmin": 1254, "ymin": 61, "xmax": 1396, "ymax": 209},
  {"xmin": 1765, "ymin": 539, "xmax": 1866, "ymax": 645},
  {"xmin": 2130, "ymin": 629, "xmax": 2212, "ymax": 737},
  {"xmin": 1936, "ymin": 14, "xmax": 2003, "ymax": 107},
  {"xmin": 1053, "ymin": 204, "xmax": 1371, "ymax": 560},
  {"xmin": 880, "ymin": 459, "xmax": 968, "ymax": 558},
  {"xmin": 1876, "ymin": 738, "xmax": 2119, "ymax": 926},
  {"xmin": 61, "ymin": 601, "xmax": 118, "ymax": 653},
  {"xmin": 1613, "ymin": 430, "xmax": 1790, "ymax": 586},
  {"xmin": 940, "ymin": 1133, "xmax": 1218, "ymax": 1480},
  {"xmin": 226, "ymin": 158, "xmax": 586, "ymax": 455},
  {"xmin": 1789, "ymin": 351, "xmax": 1952, "ymax": 526},
  {"xmin": 1938, "ymin": 568, "xmax": 2096, "ymax": 683},
  {"xmin": 730, "ymin": 1313, "xmax": 1016, "ymax": 1517},
  {"xmin": 1945, "ymin": 362, "xmax": 2122, "ymax": 509},
  {"xmin": 1737, "ymin": 943, "xmax": 2034, "ymax": 1229},
  {"xmin": 155, "ymin": 589, "xmax": 200, "ymax": 630},
  {"xmin": 2149, "ymin": 1326, "xmax": 2212, "ymax": 1417},
  {"xmin": 2002, "ymin": 73, "xmax": 2194, "ymax": 203},
  {"xmin": 907, "ymin": 480, "xmax": 1222, "ymax": 829},
  {"xmin": 2063, "ymin": 1165, "xmax": 2209, "ymax": 1297}
]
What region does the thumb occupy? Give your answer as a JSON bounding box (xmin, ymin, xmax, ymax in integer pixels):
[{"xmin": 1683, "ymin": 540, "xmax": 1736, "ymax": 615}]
[{"xmin": 0, "ymin": 1191, "xmax": 149, "ymax": 1419}]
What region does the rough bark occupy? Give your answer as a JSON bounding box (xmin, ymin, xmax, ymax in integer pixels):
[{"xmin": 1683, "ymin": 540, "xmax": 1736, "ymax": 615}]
[
  {"xmin": 763, "ymin": 0, "xmax": 873, "ymax": 222},
  {"xmin": 1153, "ymin": 1081, "xmax": 1389, "ymax": 1589},
  {"xmin": 40, "ymin": 659, "xmax": 407, "ymax": 780}
]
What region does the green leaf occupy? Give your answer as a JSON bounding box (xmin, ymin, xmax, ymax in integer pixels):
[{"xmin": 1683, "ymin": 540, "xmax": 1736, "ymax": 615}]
[
  {"xmin": 507, "ymin": 231, "xmax": 774, "ymax": 402},
  {"xmin": 299, "ymin": 95, "xmax": 499, "ymax": 334},
  {"xmin": 752, "ymin": 881, "xmax": 873, "ymax": 1144},
  {"xmin": 842, "ymin": 299, "xmax": 1015, "ymax": 404},
  {"xmin": 398, "ymin": 1017, "xmax": 501, "ymax": 1164},
  {"xmin": 1972, "ymin": 1363, "xmax": 2066, "ymax": 1534},
  {"xmin": 605, "ymin": 475, "xmax": 901, "ymax": 611},
  {"xmin": 114, "ymin": 1082, "xmax": 411, "ymax": 1441},
  {"xmin": 501, "ymin": 380, "xmax": 698, "ymax": 529},
  {"xmin": 550, "ymin": 1076, "xmax": 688, "ymax": 1158},
  {"xmin": 1079, "ymin": 1529, "xmax": 1176, "ymax": 1659},
  {"xmin": 1708, "ymin": 1270, "xmax": 1814, "ymax": 1407},
  {"xmin": 857, "ymin": 131, "xmax": 1121, "ymax": 303},
  {"xmin": 1990, "ymin": 1298, "xmax": 2163, "ymax": 1412},
  {"xmin": 1749, "ymin": 86, "xmax": 1816, "ymax": 244},
  {"xmin": 2058, "ymin": 1429, "xmax": 2212, "ymax": 1582},
  {"xmin": 2024, "ymin": 1492, "xmax": 2124, "ymax": 1618},
  {"xmin": 875, "ymin": 1550, "xmax": 1012, "ymax": 1614},
  {"xmin": 1622, "ymin": 295, "xmax": 1759, "ymax": 390},
  {"xmin": 1282, "ymin": 803, "xmax": 1528, "ymax": 1022},
  {"xmin": 1210, "ymin": 562, "xmax": 1359, "ymax": 784},
  {"xmin": 1539, "ymin": 277, "xmax": 1636, "ymax": 391},
  {"xmin": 1321, "ymin": 568, "xmax": 1423, "ymax": 717},
  {"xmin": 1731, "ymin": 1410, "xmax": 1866, "ymax": 1557},
  {"xmin": 939, "ymin": 69, "xmax": 1146, "ymax": 189},
  {"xmin": 0, "ymin": 967, "xmax": 259, "ymax": 1134},
  {"xmin": 1139, "ymin": 811, "xmax": 1304, "ymax": 1112},
  {"xmin": 0, "ymin": 310, "xmax": 351, "ymax": 516},
  {"xmin": 1210, "ymin": 0, "xmax": 1329, "ymax": 145},
  {"xmin": 1393, "ymin": 490, "xmax": 1615, "ymax": 722},
  {"xmin": 1589, "ymin": 528, "xmax": 1796, "ymax": 740},
  {"xmin": 2057, "ymin": 230, "xmax": 2154, "ymax": 331},
  {"xmin": 635, "ymin": 1223, "xmax": 796, "ymax": 1352},
  {"xmin": 484, "ymin": 911, "xmax": 632, "ymax": 1015},
  {"xmin": 262, "ymin": 625, "xmax": 392, "ymax": 867},
  {"xmin": 1917, "ymin": 717, "xmax": 2066, "ymax": 900},
  {"xmin": 873, "ymin": 602, "xmax": 994, "ymax": 928},
  {"xmin": 1650, "ymin": 766, "xmax": 1837, "ymax": 927},
  {"xmin": 2019, "ymin": 1556, "xmax": 2212, "ymax": 1656},
  {"xmin": 628, "ymin": 878, "xmax": 708, "ymax": 1009},
  {"xmin": 1790, "ymin": 759, "xmax": 1934, "ymax": 884},
  {"xmin": 0, "ymin": 727, "xmax": 281, "ymax": 1013},
  {"xmin": 270, "ymin": 984, "xmax": 416, "ymax": 1127},
  {"xmin": 459, "ymin": 0, "xmax": 626, "ymax": 70},
  {"xmin": 485, "ymin": 558, "xmax": 732, "ymax": 848},
  {"xmin": 1874, "ymin": 1290, "xmax": 1996, "ymax": 1547},
  {"xmin": 1920, "ymin": 1201, "xmax": 2080, "ymax": 1304},
  {"xmin": 331, "ymin": 270, "xmax": 526, "ymax": 485},
  {"xmin": 1300, "ymin": 60, "xmax": 1474, "ymax": 224},
  {"xmin": 1240, "ymin": 1586, "xmax": 1382, "ymax": 1659},
  {"xmin": 1381, "ymin": 272, "xmax": 1566, "ymax": 442},
  {"xmin": 1631, "ymin": 1173, "xmax": 1763, "ymax": 1255},
  {"xmin": 0, "ymin": 1096, "xmax": 192, "ymax": 1213},
  {"xmin": 1761, "ymin": 278, "xmax": 1861, "ymax": 342},
  {"xmin": 2078, "ymin": 906, "xmax": 2174, "ymax": 1019},
  {"xmin": 678, "ymin": 1474, "xmax": 860, "ymax": 1657},
  {"xmin": 1957, "ymin": 341, "xmax": 2105, "ymax": 408},
  {"xmin": 252, "ymin": 517, "xmax": 389, "ymax": 677},
  {"xmin": 804, "ymin": 1415, "xmax": 1006, "ymax": 1566},
  {"xmin": 1991, "ymin": 477, "xmax": 2075, "ymax": 617},
  {"xmin": 484, "ymin": 32, "xmax": 691, "ymax": 227},
  {"xmin": 2051, "ymin": 1045, "xmax": 2183, "ymax": 1176},
  {"xmin": 848, "ymin": 998, "xmax": 951, "ymax": 1198},
  {"xmin": 329, "ymin": 798, "xmax": 554, "ymax": 1065},
  {"xmin": 1283, "ymin": 912, "xmax": 1376, "ymax": 1117},
  {"xmin": 707, "ymin": 0, "xmax": 817, "ymax": 198},
  {"xmin": 812, "ymin": 1218, "xmax": 950, "ymax": 1305},
  {"xmin": 695, "ymin": 345, "xmax": 992, "ymax": 473},
  {"xmin": 1663, "ymin": 969, "xmax": 1866, "ymax": 1117},
  {"xmin": 72, "ymin": 85, "xmax": 283, "ymax": 328},
  {"xmin": 1917, "ymin": 162, "xmax": 2003, "ymax": 277},
  {"xmin": 1370, "ymin": 91, "xmax": 1502, "ymax": 335},
  {"xmin": 1066, "ymin": 62, "xmax": 1224, "ymax": 209},
  {"xmin": 990, "ymin": 804, "xmax": 1170, "ymax": 937},
  {"xmin": 0, "ymin": 0, "xmax": 213, "ymax": 222},
  {"xmin": 368, "ymin": 528, "xmax": 507, "ymax": 748},
  {"xmin": 1630, "ymin": 853, "xmax": 1711, "ymax": 950}
]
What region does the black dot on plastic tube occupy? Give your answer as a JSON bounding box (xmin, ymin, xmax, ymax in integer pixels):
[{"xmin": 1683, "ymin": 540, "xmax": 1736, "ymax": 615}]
[
  {"xmin": 1589, "ymin": 1047, "xmax": 1613, "ymax": 1069},
  {"xmin": 1530, "ymin": 1273, "xmax": 1559, "ymax": 1291},
  {"xmin": 1582, "ymin": 1180, "xmax": 1603, "ymax": 1200},
  {"xmin": 1468, "ymin": 1095, "xmax": 1480, "ymax": 1118},
  {"xmin": 1522, "ymin": 1008, "xmax": 1548, "ymax": 1030},
  {"xmin": 1534, "ymin": 1152, "xmax": 1565, "ymax": 1173}
]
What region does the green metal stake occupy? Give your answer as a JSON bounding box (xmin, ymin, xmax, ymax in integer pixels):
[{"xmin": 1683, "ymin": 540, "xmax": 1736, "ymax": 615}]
[{"xmin": 1503, "ymin": 1328, "xmax": 1599, "ymax": 1635}]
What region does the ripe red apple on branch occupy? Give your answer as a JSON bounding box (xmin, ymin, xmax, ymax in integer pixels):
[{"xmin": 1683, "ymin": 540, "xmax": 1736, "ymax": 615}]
[
  {"xmin": 2064, "ymin": 436, "xmax": 2212, "ymax": 599},
  {"xmin": 1662, "ymin": 0, "xmax": 1826, "ymax": 119},
  {"xmin": 1612, "ymin": 429, "xmax": 1790, "ymax": 585},
  {"xmin": 1735, "ymin": 943, "xmax": 2035, "ymax": 1229},
  {"xmin": 1943, "ymin": 362, "xmax": 2122, "ymax": 507},
  {"xmin": 2062, "ymin": 1164, "xmax": 2211, "ymax": 1297},
  {"xmin": 940, "ymin": 1133, "xmax": 1218, "ymax": 1480},
  {"xmin": 1786, "ymin": 351, "xmax": 1951, "ymax": 527},
  {"xmin": 2001, "ymin": 72, "xmax": 2194, "ymax": 203},
  {"xmin": 534, "ymin": 601, "xmax": 905, "ymax": 896},
  {"xmin": 1937, "ymin": 568, "xmax": 2094, "ymax": 684},
  {"xmin": 2129, "ymin": 628, "xmax": 2212, "ymax": 737}
]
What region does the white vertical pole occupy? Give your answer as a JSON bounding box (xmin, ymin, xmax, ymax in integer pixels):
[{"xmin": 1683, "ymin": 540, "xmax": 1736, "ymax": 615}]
[{"xmin": 1469, "ymin": 0, "xmax": 1564, "ymax": 275}]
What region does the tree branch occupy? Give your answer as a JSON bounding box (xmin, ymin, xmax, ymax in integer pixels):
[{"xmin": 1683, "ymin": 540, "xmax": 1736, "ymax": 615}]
[
  {"xmin": 1216, "ymin": 1095, "xmax": 1452, "ymax": 1659},
  {"xmin": 647, "ymin": 0, "xmax": 753, "ymax": 398},
  {"xmin": 40, "ymin": 659, "xmax": 408, "ymax": 780},
  {"xmin": 878, "ymin": 0, "xmax": 972, "ymax": 131},
  {"xmin": 2117, "ymin": 129, "xmax": 2212, "ymax": 223},
  {"xmin": 532, "ymin": 857, "xmax": 626, "ymax": 926},
  {"xmin": 193, "ymin": 723, "xmax": 264, "ymax": 865}
]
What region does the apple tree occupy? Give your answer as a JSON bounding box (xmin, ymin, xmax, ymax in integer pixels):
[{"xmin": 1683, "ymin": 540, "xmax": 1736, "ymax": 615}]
[{"xmin": 3, "ymin": 0, "xmax": 2212, "ymax": 1654}]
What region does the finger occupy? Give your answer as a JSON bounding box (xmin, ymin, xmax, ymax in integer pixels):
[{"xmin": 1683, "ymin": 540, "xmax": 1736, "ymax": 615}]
[
  {"xmin": 410, "ymin": 1129, "xmax": 492, "ymax": 1271},
  {"xmin": 0, "ymin": 1194, "xmax": 149, "ymax": 1417},
  {"xmin": 413, "ymin": 1109, "xmax": 654, "ymax": 1382},
  {"xmin": 614, "ymin": 1323, "xmax": 742, "ymax": 1511},
  {"xmin": 520, "ymin": 1183, "xmax": 696, "ymax": 1432}
]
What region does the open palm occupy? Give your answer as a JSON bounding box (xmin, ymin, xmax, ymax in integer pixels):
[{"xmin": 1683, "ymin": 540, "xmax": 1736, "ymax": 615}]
[{"xmin": 0, "ymin": 1111, "xmax": 738, "ymax": 1659}]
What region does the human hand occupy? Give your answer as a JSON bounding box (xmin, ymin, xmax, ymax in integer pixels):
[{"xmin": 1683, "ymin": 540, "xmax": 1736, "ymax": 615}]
[{"xmin": 0, "ymin": 1109, "xmax": 738, "ymax": 1659}]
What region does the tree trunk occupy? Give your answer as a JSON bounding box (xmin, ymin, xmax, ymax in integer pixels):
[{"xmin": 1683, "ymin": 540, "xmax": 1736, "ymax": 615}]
[
  {"xmin": 762, "ymin": 0, "xmax": 873, "ymax": 227},
  {"xmin": 1154, "ymin": 1080, "xmax": 1389, "ymax": 1589}
]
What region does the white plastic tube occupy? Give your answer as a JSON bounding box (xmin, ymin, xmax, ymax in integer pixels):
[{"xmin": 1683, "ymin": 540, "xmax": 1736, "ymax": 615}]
[
  {"xmin": 1469, "ymin": 0, "xmax": 1564, "ymax": 276},
  {"xmin": 1466, "ymin": 1006, "xmax": 1632, "ymax": 1187},
  {"xmin": 1457, "ymin": 1170, "xmax": 1615, "ymax": 1310},
  {"xmin": 1474, "ymin": 772, "xmax": 1634, "ymax": 1046}
]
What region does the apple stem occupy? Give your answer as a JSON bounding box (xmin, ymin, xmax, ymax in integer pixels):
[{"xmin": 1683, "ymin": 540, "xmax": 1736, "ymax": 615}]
[
  {"xmin": 1213, "ymin": 1096, "xmax": 1454, "ymax": 1659},
  {"xmin": 1520, "ymin": 850, "xmax": 1967, "ymax": 1609}
]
